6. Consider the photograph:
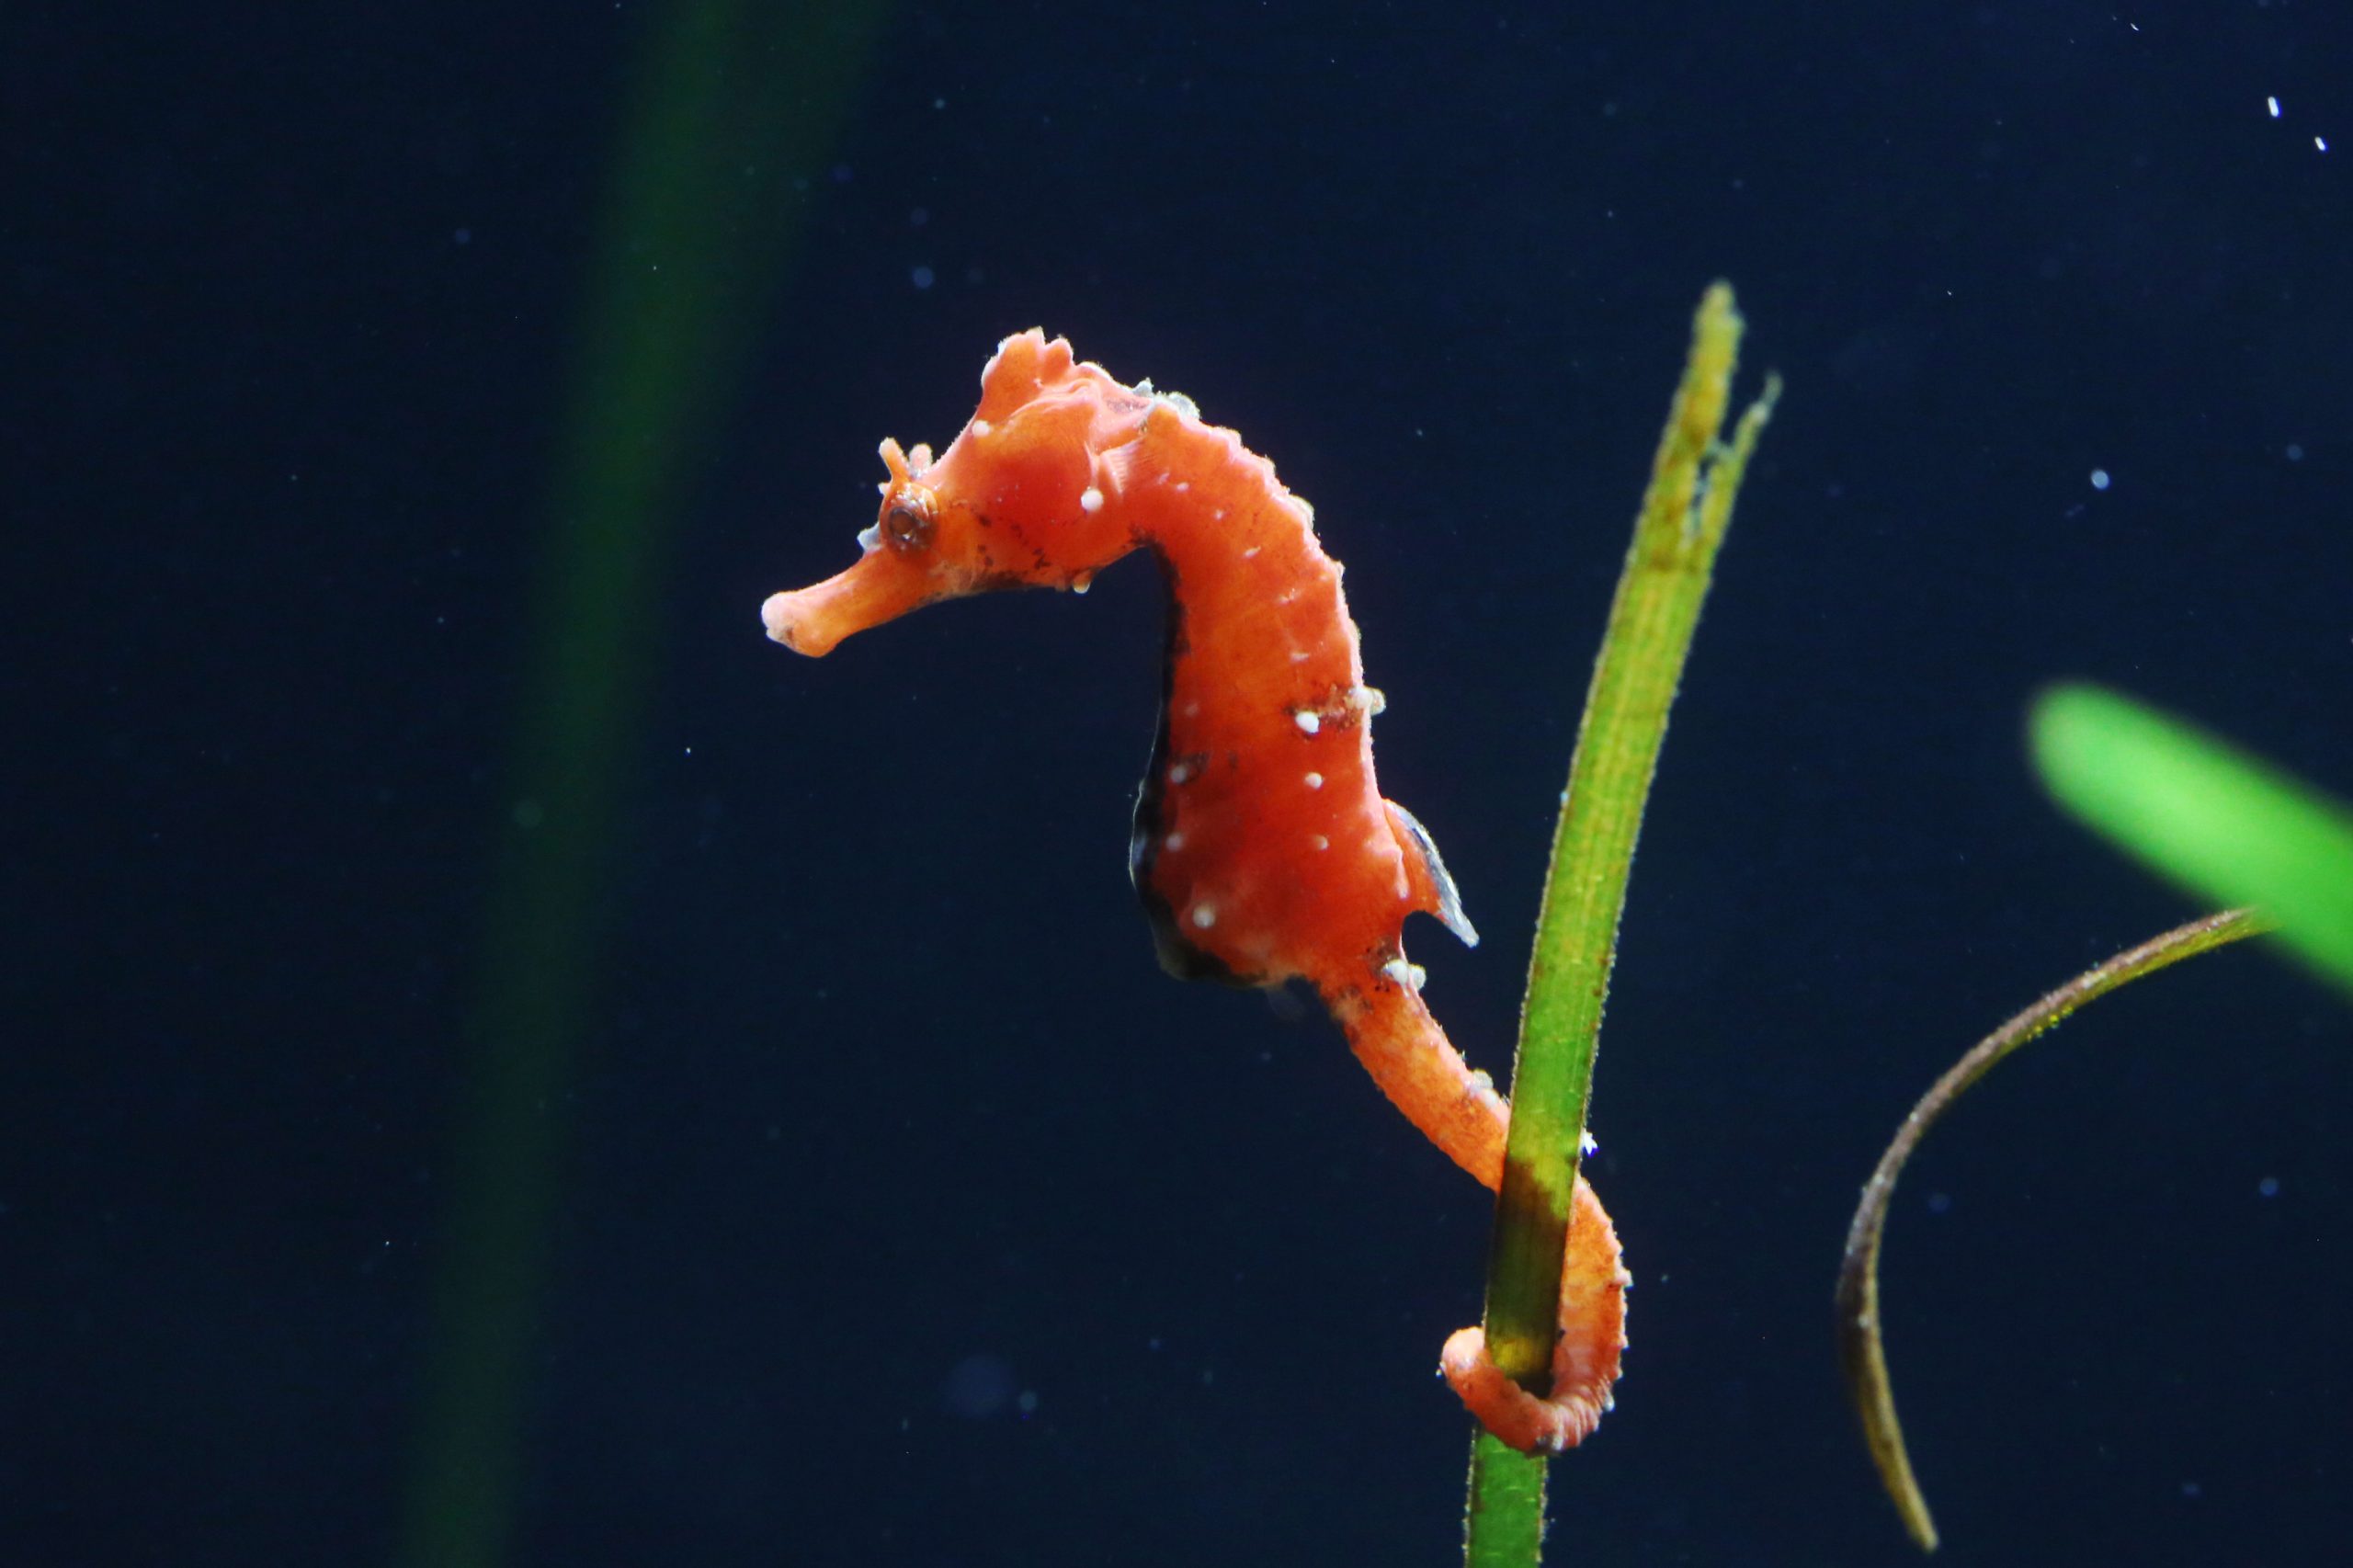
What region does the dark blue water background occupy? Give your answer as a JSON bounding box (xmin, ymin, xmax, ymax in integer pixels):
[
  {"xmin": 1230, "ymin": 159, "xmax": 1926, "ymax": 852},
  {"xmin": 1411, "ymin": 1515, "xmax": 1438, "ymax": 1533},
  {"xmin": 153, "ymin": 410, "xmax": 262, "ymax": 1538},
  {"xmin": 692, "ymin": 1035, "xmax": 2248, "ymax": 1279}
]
[{"xmin": 10, "ymin": 3, "xmax": 2349, "ymax": 1563}]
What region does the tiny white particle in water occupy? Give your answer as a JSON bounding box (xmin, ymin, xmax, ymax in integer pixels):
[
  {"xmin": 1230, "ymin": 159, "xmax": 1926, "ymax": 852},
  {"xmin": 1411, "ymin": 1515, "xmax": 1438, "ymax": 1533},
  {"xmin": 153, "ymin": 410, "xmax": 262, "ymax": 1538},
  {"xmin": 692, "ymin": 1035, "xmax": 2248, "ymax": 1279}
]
[
  {"xmin": 911, "ymin": 265, "xmax": 935, "ymax": 290},
  {"xmin": 2317, "ymin": 135, "xmax": 2330, "ymax": 153},
  {"xmin": 2181, "ymin": 1482, "xmax": 2201, "ymax": 1500},
  {"xmin": 1926, "ymin": 1191, "xmax": 1952, "ymax": 1215},
  {"xmin": 2286, "ymin": 443, "xmax": 2304, "ymax": 461},
  {"xmin": 2258, "ymin": 1176, "xmax": 2280, "ymax": 1197},
  {"xmin": 1079, "ymin": 485, "xmax": 1104, "ymax": 512},
  {"xmin": 2268, "ymin": 96, "xmax": 2282, "ymax": 118},
  {"xmin": 2089, "ymin": 468, "xmax": 2110, "ymax": 490}
]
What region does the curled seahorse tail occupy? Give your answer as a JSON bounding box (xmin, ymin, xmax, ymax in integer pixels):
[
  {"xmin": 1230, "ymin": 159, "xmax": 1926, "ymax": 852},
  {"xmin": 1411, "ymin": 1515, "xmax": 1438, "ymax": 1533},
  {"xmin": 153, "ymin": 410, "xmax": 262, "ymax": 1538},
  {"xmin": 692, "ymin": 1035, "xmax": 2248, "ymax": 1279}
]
[
  {"xmin": 1439, "ymin": 1177, "xmax": 1629, "ymax": 1452},
  {"xmin": 1325, "ymin": 977, "xmax": 1631, "ymax": 1449}
]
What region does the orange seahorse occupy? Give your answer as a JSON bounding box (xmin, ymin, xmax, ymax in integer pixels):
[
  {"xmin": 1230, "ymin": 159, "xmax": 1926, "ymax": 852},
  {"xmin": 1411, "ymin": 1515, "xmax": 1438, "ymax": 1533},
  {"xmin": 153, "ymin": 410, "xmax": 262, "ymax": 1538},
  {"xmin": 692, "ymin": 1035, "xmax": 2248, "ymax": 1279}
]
[{"xmin": 762, "ymin": 330, "xmax": 1627, "ymax": 1452}]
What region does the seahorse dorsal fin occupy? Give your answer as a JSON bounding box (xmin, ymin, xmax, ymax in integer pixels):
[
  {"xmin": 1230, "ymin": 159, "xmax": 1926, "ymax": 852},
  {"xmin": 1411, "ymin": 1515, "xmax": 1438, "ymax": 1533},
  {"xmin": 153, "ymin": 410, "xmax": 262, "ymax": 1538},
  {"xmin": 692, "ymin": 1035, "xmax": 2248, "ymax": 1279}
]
[{"xmin": 1385, "ymin": 799, "xmax": 1478, "ymax": 949}]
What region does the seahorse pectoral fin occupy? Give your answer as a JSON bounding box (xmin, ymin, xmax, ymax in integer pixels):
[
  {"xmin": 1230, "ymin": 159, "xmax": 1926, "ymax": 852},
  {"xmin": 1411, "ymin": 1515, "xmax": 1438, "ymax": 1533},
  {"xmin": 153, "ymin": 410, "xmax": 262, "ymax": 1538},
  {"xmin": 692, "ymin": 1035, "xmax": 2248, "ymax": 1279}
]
[{"xmin": 1385, "ymin": 799, "xmax": 1478, "ymax": 948}]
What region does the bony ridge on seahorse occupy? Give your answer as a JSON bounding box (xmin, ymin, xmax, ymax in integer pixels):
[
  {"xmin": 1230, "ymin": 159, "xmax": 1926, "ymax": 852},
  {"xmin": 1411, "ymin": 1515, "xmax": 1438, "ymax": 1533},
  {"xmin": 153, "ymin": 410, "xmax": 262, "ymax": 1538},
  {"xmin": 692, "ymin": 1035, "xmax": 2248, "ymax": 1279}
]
[{"xmin": 762, "ymin": 329, "xmax": 1628, "ymax": 1452}]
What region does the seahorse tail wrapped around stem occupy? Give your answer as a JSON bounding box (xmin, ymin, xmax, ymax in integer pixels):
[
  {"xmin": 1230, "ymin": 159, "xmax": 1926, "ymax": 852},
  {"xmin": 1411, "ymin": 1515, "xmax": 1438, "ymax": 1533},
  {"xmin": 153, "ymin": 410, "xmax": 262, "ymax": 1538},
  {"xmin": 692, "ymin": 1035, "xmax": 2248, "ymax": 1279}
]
[
  {"xmin": 1438, "ymin": 1179, "xmax": 1627, "ymax": 1452},
  {"xmin": 1331, "ymin": 979, "xmax": 1628, "ymax": 1450}
]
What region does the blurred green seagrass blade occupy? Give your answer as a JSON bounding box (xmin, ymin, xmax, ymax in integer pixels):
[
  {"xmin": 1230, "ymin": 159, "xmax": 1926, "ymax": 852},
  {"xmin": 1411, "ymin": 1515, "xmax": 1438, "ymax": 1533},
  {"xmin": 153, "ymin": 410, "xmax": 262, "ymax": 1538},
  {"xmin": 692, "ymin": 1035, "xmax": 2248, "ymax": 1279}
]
[{"xmin": 2031, "ymin": 683, "xmax": 2353, "ymax": 995}]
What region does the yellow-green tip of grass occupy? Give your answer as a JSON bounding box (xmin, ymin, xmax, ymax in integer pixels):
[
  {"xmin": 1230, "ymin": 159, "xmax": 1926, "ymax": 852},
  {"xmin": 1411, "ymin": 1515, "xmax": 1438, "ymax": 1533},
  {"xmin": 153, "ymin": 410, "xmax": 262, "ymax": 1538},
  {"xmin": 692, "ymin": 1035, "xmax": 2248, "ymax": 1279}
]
[{"xmin": 2030, "ymin": 682, "xmax": 2353, "ymax": 995}]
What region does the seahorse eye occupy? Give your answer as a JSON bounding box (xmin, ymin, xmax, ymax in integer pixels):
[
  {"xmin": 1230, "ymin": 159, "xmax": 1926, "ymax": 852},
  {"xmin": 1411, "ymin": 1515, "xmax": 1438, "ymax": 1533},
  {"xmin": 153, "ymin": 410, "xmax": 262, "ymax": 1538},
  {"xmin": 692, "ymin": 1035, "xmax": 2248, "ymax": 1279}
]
[{"xmin": 881, "ymin": 499, "xmax": 934, "ymax": 554}]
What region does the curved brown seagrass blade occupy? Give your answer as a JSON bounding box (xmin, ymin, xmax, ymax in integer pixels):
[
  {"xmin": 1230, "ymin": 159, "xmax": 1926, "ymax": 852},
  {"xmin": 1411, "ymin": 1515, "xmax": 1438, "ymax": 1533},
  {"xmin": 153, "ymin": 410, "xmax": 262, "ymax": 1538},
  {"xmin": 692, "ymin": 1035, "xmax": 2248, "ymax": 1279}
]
[{"xmin": 1836, "ymin": 907, "xmax": 2269, "ymax": 1551}]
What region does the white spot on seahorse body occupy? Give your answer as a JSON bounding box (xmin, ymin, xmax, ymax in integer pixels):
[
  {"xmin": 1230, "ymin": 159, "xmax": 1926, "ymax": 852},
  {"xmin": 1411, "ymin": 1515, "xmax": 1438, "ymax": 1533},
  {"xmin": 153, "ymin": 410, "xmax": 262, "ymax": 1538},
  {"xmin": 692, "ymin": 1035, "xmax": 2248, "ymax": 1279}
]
[
  {"xmin": 1294, "ymin": 710, "xmax": 1321, "ymax": 735},
  {"xmin": 1304, "ymin": 772, "xmax": 1324, "ymax": 789},
  {"xmin": 1164, "ymin": 390, "xmax": 1200, "ymax": 419},
  {"xmin": 1290, "ymin": 650, "xmax": 1311, "ymax": 664},
  {"xmin": 1469, "ymin": 1069, "xmax": 1495, "ymax": 1094},
  {"xmin": 1164, "ymin": 831, "xmax": 1187, "ymax": 851},
  {"xmin": 1183, "ymin": 701, "xmax": 1199, "ymax": 718},
  {"xmin": 1311, "ymin": 834, "xmax": 1329, "ymax": 850},
  {"xmin": 1168, "ymin": 761, "xmax": 1192, "ymax": 785},
  {"xmin": 1079, "ymin": 485, "xmax": 1105, "ymax": 513},
  {"xmin": 1191, "ymin": 903, "xmax": 1217, "ymax": 930},
  {"xmin": 970, "ymin": 419, "xmax": 994, "ymax": 437},
  {"xmin": 1071, "ymin": 571, "xmax": 1093, "ymax": 595},
  {"xmin": 857, "ymin": 523, "xmax": 882, "ymax": 554},
  {"xmin": 1352, "ymin": 686, "xmax": 1387, "ymax": 717}
]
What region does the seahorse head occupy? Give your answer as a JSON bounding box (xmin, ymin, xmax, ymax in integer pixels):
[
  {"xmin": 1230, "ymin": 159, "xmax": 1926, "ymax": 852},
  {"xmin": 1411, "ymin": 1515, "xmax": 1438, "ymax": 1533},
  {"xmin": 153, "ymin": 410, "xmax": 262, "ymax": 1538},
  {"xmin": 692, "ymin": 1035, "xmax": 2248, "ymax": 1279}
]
[{"xmin": 763, "ymin": 330, "xmax": 1151, "ymax": 657}]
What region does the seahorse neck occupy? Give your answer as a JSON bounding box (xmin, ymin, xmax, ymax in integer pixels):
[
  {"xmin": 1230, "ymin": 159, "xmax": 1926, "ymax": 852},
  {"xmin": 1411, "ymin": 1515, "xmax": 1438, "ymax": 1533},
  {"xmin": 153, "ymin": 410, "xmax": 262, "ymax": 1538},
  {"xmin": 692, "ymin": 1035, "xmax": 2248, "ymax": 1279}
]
[{"xmin": 1115, "ymin": 410, "xmax": 1364, "ymax": 706}]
